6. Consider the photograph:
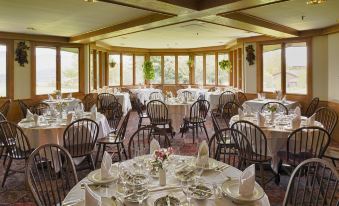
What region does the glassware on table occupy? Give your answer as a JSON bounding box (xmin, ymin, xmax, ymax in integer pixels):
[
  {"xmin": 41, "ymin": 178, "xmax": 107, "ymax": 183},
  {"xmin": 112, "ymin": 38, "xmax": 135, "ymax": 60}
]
[
  {"xmin": 134, "ymin": 183, "xmax": 148, "ymax": 206},
  {"xmin": 181, "ymin": 180, "xmax": 193, "ymax": 206}
]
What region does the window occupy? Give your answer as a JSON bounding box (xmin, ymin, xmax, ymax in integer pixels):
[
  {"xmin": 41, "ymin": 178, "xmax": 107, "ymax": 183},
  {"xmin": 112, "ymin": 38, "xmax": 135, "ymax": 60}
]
[
  {"xmin": 122, "ymin": 55, "xmax": 133, "ymax": 85},
  {"xmin": 150, "ymin": 56, "xmax": 161, "ymax": 84},
  {"xmin": 109, "ymin": 54, "xmax": 120, "ymax": 86},
  {"xmin": 194, "ymin": 55, "xmax": 203, "ymax": 85},
  {"xmin": 90, "ymin": 51, "xmax": 94, "ymax": 91},
  {"xmin": 36, "ymin": 47, "xmax": 57, "ymax": 95},
  {"xmin": 218, "ymin": 53, "xmax": 230, "ymax": 86},
  {"xmin": 96, "ymin": 53, "xmax": 100, "ymax": 88},
  {"xmin": 286, "ymin": 42, "xmax": 307, "ymax": 94},
  {"xmin": 135, "ymin": 55, "xmax": 145, "ymax": 85},
  {"xmin": 178, "ymin": 55, "xmax": 189, "ymax": 84},
  {"xmin": 0, "ymin": 44, "xmax": 6, "ymax": 97},
  {"xmin": 164, "ymin": 56, "xmax": 175, "ymax": 84},
  {"xmin": 61, "ymin": 48, "xmax": 79, "ymax": 93},
  {"xmin": 263, "ymin": 44, "xmax": 282, "ymax": 92},
  {"xmin": 206, "ymin": 54, "xmax": 216, "ymax": 85}
]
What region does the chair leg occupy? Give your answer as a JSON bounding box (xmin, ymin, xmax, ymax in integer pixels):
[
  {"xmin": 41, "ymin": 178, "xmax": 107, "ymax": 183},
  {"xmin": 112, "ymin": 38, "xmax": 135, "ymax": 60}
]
[
  {"xmin": 95, "ymin": 143, "xmax": 102, "ymax": 168},
  {"xmin": 138, "ymin": 117, "xmax": 142, "ymax": 129},
  {"xmin": 202, "ymin": 123, "xmax": 209, "ymax": 141},
  {"xmin": 192, "ymin": 124, "xmax": 195, "ymax": 144},
  {"xmin": 117, "ymin": 144, "xmax": 122, "ymax": 162},
  {"xmin": 259, "ymin": 163, "xmax": 265, "ymax": 189},
  {"xmin": 2, "ymin": 157, "xmax": 12, "ymax": 187},
  {"xmin": 0, "ymin": 146, "xmax": 3, "ymax": 160},
  {"xmin": 87, "ymin": 155, "xmax": 95, "ymax": 171},
  {"xmin": 121, "ymin": 143, "xmax": 128, "ymax": 160},
  {"xmin": 181, "ymin": 122, "xmax": 186, "ymax": 138}
]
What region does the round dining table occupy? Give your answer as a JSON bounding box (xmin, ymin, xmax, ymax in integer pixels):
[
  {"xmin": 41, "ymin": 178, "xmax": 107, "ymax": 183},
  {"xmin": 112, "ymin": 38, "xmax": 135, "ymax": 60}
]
[
  {"xmin": 63, "ymin": 155, "xmax": 270, "ymax": 206},
  {"xmin": 43, "ymin": 98, "xmax": 81, "ymax": 111},
  {"xmin": 130, "ymin": 88, "xmax": 162, "ymax": 104},
  {"xmin": 165, "ymin": 100, "xmax": 193, "ymax": 133},
  {"xmin": 229, "ymin": 113, "xmax": 323, "ymax": 173}
]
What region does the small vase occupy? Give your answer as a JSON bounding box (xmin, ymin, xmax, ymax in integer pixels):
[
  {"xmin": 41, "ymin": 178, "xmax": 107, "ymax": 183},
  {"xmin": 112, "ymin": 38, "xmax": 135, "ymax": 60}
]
[
  {"xmin": 270, "ymin": 112, "xmax": 276, "ymax": 123},
  {"xmin": 159, "ymin": 168, "xmax": 166, "ymax": 186}
]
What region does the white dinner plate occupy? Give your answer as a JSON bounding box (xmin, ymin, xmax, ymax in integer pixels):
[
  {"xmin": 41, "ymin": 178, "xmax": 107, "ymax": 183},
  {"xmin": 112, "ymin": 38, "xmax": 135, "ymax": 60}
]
[
  {"xmin": 221, "ymin": 180, "xmax": 265, "ymax": 203},
  {"xmin": 71, "ymin": 197, "xmax": 118, "ymax": 206},
  {"xmin": 87, "ymin": 169, "xmax": 118, "ymax": 184}
]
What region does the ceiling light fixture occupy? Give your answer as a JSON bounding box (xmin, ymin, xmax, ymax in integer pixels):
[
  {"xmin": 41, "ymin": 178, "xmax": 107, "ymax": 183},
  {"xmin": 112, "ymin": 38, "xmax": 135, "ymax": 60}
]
[
  {"xmin": 306, "ymin": 0, "xmax": 326, "ymax": 5},
  {"xmin": 84, "ymin": 0, "xmax": 97, "ymax": 3}
]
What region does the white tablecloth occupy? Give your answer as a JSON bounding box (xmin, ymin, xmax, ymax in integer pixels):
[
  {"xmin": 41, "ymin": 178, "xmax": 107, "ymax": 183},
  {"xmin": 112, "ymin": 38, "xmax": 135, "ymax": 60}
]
[
  {"xmin": 177, "ymin": 88, "xmax": 208, "ymax": 98},
  {"xmin": 114, "ymin": 93, "xmax": 132, "ymax": 115},
  {"xmin": 130, "ymin": 88, "xmax": 162, "ymax": 104},
  {"xmin": 18, "ymin": 113, "xmax": 111, "ymax": 149},
  {"xmin": 166, "ymin": 102, "xmax": 192, "ymax": 133},
  {"xmin": 243, "ymin": 99, "xmax": 299, "ymax": 113},
  {"xmin": 229, "ymin": 114, "xmax": 323, "ymax": 172},
  {"xmin": 43, "ymin": 98, "xmax": 81, "ymax": 111},
  {"xmin": 63, "ymin": 155, "xmax": 270, "ymax": 206},
  {"xmin": 205, "ymin": 92, "xmax": 237, "ymax": 110}
]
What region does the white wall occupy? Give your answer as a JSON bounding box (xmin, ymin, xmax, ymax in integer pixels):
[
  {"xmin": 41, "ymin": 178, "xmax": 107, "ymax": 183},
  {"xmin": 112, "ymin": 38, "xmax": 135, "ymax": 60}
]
[
  {"xmin": 328, "ymin": 33, "xmax": 339, "ymax": 102},
  {"xmin": 13, "ymin": 40, "xmax": 31, "ymax": 99},
  {"xmin": 312, "ymin": 36, "xmax": 328, "ymax": 101},
  {"xmin": 243, "ymin": 43, "xmax": 257, "ymax": 94}
]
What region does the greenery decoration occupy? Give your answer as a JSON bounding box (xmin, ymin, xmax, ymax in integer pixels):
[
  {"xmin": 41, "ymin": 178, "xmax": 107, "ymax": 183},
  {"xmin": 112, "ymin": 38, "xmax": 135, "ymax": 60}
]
[
  {"xmin": 142, "ymin": 60, "xmax": 155, "ymax": 81},
  {"xmin": 187, "ymin": 57, "xmax": 194, "ymax": 68},
  {"xmin": 218, "ymin": 59, "xmax": 232, "ymax": 72},
  {"xmin": 15, "ymin": 41, "xmax": 30, "ymax": 67},
  {"xmin": 109, "ymin": 60, "xmax": 116, "ymax": 68}
]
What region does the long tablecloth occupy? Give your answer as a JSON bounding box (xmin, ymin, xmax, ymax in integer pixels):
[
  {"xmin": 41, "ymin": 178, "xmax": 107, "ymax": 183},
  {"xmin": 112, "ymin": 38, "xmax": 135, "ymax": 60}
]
[{"xmin": 243, "ymin": 99, "xmax": 299, "ymax": 113}]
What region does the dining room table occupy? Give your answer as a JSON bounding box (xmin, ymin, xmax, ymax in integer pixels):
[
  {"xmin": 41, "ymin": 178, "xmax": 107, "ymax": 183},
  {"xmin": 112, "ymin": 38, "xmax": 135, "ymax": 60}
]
[
  {"xmin": 229, "ymin": 113, "xmax": 323, "ymax": 173},
  {"xmin": 130, "ymin": 88, "xmax": 162, "ymax": 104},
  {"xmin": 177, "ymin": 88, "xmax": 208, "ymax": 99},
  {"xmin": 62, "ymin": 155, "xmax": 271, "ymax": 206},
  {"xmin": 164, "ymin": 99, "xmax": 194, "ymax": 133},
  {"xmin": 205, "ymin": 90, "xmax": 240, "ymax": 111},
  {"xmin": 92, "ymin": 89, "xmax": 132, "ymax": 115},
  {"xmin": 43, "ymin": 98, "xmax": 81, "ymax": 112},
  {"xmin": 242, "ymin": 98, "xmax": 299, "ymax": 113}
]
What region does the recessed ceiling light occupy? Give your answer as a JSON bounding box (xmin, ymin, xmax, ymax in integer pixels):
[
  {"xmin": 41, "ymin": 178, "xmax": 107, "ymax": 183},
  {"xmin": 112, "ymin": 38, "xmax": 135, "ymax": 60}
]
[
  {"xmin": 26, "ymin": 27, "xmax": 36, "ymax": 31},
  {"xmin": 84, "ymin": 0, "xmax": 97, "ymax": 3}
]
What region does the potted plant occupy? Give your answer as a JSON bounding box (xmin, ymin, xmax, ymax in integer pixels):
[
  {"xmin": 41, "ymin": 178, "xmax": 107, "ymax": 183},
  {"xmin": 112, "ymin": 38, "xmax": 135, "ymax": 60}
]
[
  {"xmin": 109, "ymin": 60, "xmax": 116, "ymax": 68},
  {"xmin": 218, "ymin": 59, "xmax": 232, "ymax": 72},
  {"xmin": 142, "ymin": 60, "xmax": 155, "ymax": 84}
]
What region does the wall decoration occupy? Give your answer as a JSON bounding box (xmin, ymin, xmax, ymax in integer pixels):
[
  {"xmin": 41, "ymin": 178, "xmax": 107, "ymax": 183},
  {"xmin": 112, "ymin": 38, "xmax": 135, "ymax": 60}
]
[
  {"xmin": 15, "ymin": 41, "xmax": 30, "ymax": 67},
  {"xmin": 245, "ymin": 44, "xmax": 255, "ymax": 65},
  {"xmin": 218, "ymin": 59, "xmax": 232, "ymax": 72}
]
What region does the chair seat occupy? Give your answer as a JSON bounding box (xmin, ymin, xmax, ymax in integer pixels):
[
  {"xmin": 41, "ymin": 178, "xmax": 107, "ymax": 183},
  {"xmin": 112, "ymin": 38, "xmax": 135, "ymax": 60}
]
[
  {"xmin": 243, "ymin": 153, "xmax": 272, "ymax": 163},
  {"xmin": 97, "ymin": 136, "xmax": 123, "ymax": 144},
  {"xmin": 184, "ymin": 117, "xmax": 205, "ymax": 123},
  {"xmin": 278, "ymin": 150, "xmax": 314, "ymax": 167},
  {"xmin": 8, "ymin": 148, "xmax": 33, "ymax": 159},
  {"xmin": 324, "ymin": 146, "xmax": 339, "ymax": 160},
  {"xmin": 151, "ymin": 118, "xmax": 171, "ymax": 125},
  {"xmin": 65, "ymin": 144, "xmax": 94, "ymax": 157}
]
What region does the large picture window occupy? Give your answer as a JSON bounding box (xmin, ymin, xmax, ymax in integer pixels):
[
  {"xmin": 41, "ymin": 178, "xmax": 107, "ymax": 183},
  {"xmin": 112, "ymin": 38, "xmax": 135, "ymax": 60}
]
[
  {"xmin": 218, "ymin": 53, "xmax": 230, "ymax": 86},
  {"xmin": 194, "ymin": 55, "xmax": 203, "ymax": 85},
  {"xmin": 164, "ymin": 56, "xmax": 175, "ymax": 84},
  {"xmin": 206, "ymin": 54, "xmax": 216, "ymax": 85},
  {"xmin": 263, "ymin": 44, "xmax": 282, "ymax": 92},
  {"xmin": 135, "ymin": 55, "xmax": 145, "ymax": 85},
  {"xmin": 0, "ymin": 44, "xmax": 6, "ymax": 97},
  {"xmin": 90, "ymin": 51, "xmax": 94, "ymax": 91},
  {"xmin": 150, "ymin": 56, "xmax": 162, "ymax": 84},
  {"xmin": 36, "ymin": 47, "xmax": 57, "ymax": 95},
  {"xmin": 123, "ymin": 55, "xmax": 133, "ymax": 85},
  {"xmin": 61, "ymin": 47, "xmax": 79, "ymax": 93},
  {"xmin": 178, "ymin": 55, "xmax": 189, "ymax": 84},
  {"xmin": 109, "ymin": 54, "xmax": 120, "ymax": 86}
]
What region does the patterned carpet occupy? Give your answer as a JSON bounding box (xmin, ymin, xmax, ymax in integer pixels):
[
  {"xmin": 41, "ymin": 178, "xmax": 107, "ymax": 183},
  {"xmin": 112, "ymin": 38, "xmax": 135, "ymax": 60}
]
[{"xmin": 0, "ymin": 111, "xmax": 330, "ymax": 206}]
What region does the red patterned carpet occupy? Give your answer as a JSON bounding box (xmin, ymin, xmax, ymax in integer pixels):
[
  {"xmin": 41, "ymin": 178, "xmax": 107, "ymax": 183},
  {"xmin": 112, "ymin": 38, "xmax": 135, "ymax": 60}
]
[{"xmin": 0, "ymin": 111, "xmax": 335, "ymax": 206}]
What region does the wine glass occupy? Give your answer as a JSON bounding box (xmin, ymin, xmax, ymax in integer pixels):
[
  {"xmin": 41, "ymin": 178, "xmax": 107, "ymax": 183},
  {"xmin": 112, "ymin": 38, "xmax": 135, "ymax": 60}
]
[
  {"xmin": 118, "ymin": 163, "xmax": 128, "ymax": 195},
  {"xmin": 181, "ymin": 180, "xmax": 193, "ymax": 206}
]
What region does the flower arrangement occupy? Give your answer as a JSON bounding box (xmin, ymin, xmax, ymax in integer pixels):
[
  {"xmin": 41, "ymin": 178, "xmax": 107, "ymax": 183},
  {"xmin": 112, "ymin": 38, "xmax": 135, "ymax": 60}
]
[
  {"xmin": 55, "ymin": 101, "xmax": 68, "ymax": 112},
  {"xmin": 165, "ymin": 91, "xmax": 173, "ymax": 98},
  {"xmin": 267, "ymin": 103, "xmax": 278, "ymax": 113},
  {"xmin": 152, "ymin": 147, "xmax": 174, "ymax": 169},
  {"xmin": 218, "ymin": 59, "xmax": 232, "ymax": 72}
]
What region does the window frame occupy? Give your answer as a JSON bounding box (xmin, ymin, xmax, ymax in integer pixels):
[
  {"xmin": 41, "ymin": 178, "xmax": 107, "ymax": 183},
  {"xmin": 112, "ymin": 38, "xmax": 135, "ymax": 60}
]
[
  {"xmin": 259, "ymin": 38, "xmax": 312, "ymax": 96},
  {"xmin": 32, "ymin": 42, "xmax": 83, "ymax": 97},
  {"xmin": 0, "ymin": 40, "xmax": 13, "ymax": 99}
]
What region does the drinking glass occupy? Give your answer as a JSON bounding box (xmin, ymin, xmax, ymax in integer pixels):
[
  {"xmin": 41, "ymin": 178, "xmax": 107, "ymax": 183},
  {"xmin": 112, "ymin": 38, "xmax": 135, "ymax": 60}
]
[{"xmin": 181, "ymin": 180, "xmax": 193, "ymax": 206}]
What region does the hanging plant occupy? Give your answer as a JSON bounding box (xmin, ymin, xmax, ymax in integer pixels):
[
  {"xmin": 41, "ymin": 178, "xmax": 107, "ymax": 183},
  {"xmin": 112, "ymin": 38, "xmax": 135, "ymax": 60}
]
[
  {"xmin": 246, "ymin": 44, "xmax": 255, "ymax": 65},
  {"xmin": 187, "ymin": 57, "xmax": 194, "ymax": 68},
  {"xmin": 15, "ymin": 41, "xmax": 30, "ymax": 67},
  {"xmin": 218, "ymin": 59, "xmax": 232, "ymax": 72},
  {"xmin": 109, "ymin": 60, "xmax": 116, "ymax": 68},
  {"xmin": 142, "ymin": 60, "xmax": 155, "ymax": 81}
]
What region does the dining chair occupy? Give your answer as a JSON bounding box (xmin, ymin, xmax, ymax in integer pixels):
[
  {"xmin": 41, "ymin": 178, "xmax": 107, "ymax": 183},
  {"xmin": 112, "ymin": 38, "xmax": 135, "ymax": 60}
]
[
  {"xmin": 180, "ymin": 91, "xmax": 193, "ymax": 100},
  {"xmin": 26, "ymin": 144, "xmax": 78, "ymax": 206},
  {"xmin": 0, "ymin": 99, "xmax": 11, "ymax": 118},
  {"xmin": 102, "ymin": 101, "xmax": 123, "ymax": 134},
  {"xmin": 63, "ymin": 118, "xmax": 99, "ymax": 171},
  {"xmin": 95, "ymin": 111, "xmax": 130, "ymax": 166},
  {"xmin": 18, "ymin": 99, "xmax": 30, "ymax": 118},
  {"xmin": 208, "ymin": 128, "xmax": 239, "ymax": 168},
  {"xmin": 218, "ymin": 91, "xmax": 236, "ymax": 113},
  {"xmin": 181, "ymin": 99, "xmax": 210, "ymax": 144},
  {"xmin": 0, "ymin": 112, "xmax": 7, "ymax": 161},
  {"xmin": 0, "ymin": 121, "xmax": 33, "ymax": 187},
  {"xmin": 97, "ymin": 93, "xmax": 118, "ymax": 112},
  {"xmin": 82, "ymin": 93, "xmax": 97, "ymax": 112},
  {"xmin": 236, "ymin": 92, "xmax": 247, "ymax": 106},
  {"xmin": 231, "ymin": 120, "xmax": 277, "ymax": 187},
  {"xmin": 283, "ymin": 158, "xmax": 338, "ymax": 206},
  {"xmin": 315, "ymin": 107, "xmax": 338, "ymax": 135},
  {"xmin": 134, "ymin": 98, "xmax": 149, "ymax": 128},
  {"xmin": 279, "ymin": 127, "xmax": 330, "ymax": 175},
  {"xmin": 29, "ymin": 102, "xmax": 50, "ymax": 115},
  {"xmin": 146, "ymin": 100, "xmax": 174, "ymax": 138},
  {"xmin": 149, "ymin": 92, "xmax": 163, "ymax": 101},
  {"xmin": 127, "ymin": 125, "xmax": 171, "ymax": 159},
  {"xmin": 304, "ymin": 97, "xmax": 319, "ymax": 117},
  {"xmin": 261, "ymin": 101, "xmax": 289, "ymax": 115},
  {"xmin": 221, "ymin": 102, "xmax": 242, "ymax": 127}
]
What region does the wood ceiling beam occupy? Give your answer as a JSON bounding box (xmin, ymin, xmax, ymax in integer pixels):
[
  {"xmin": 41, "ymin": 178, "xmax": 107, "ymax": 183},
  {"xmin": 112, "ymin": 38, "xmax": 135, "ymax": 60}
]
[
  {"xmin": 157, "ymin": 0, "xmax": 198, "ymax": 10},
  {"xmin": 0, "ymin": 31, "xmax": 69, "ymax": 43},
  {"xmin": 299, "ymin": 23, "xmax": 339, "ymax": 37},
  {"xmin": 219, "ymin": 12, "xmax": 299, "ymax": 37}
]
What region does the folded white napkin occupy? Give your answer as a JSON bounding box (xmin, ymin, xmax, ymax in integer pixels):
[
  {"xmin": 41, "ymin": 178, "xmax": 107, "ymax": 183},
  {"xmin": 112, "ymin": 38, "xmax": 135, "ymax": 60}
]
[
  {"xmin": 90, "ymin": 105, "xmax": 97, "ymax": 120},
  {"xmin": 196, "ymin": 140, "xmax": 209, "ymax": 168},
  {"xmin": 67, "ymin": 93, "xmax": 72, "ymax": 98},
  {"xmin": 238, "ymin": 108, "xmax": 244, "ymax": 120},
  {"xmin": 48, "ymin": 94, "xmax": 53, "ymax": 100},
  {"xmin": 33, "ymin": 114, "xmax": 39, "ymax": 126},
  {"xmin": 294, "ymin": 106, "xmax": 301, "ymax": 117},
  {"xmin": 277, "ymin": 90, "xmax": 282, "ymax": 100},
  {"xmin": 306, "ymin": 113, "xmax": 316, "ymax": 126},
  {"xmin": 239, "ymin": 164, "xmax": 255, "ymax": 197},
  {"xmin": 257, "ymin": 113, "xmax": 266, "ymax": 127},
  {"xmin": 101, "ymin": 151, "xmax": 113, "ymax": 180},
  {"xmin": 291, "ymin": 116, "xmax": 301, "ymax": 130},
  {"xmin": 84, "ymin": 184, "xmax": 101, "ymax": 206},
  {"xmin": 257, "ymin": 93, "xmax": 262, "ymax": 100},
  {"xmin": 150, "ymin": 139, "xmax": 160, "ymax": 154},
  {"xmin": 66, "ymin": 113, "xmax": 74, "ymax": 125},
  {"xmin": 282, "ymin": 95, "xmax": 287, "ymax": 103},
  {"xmin": 26, "ymin": 109, "xmax": 34, "ymax": 121}
]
